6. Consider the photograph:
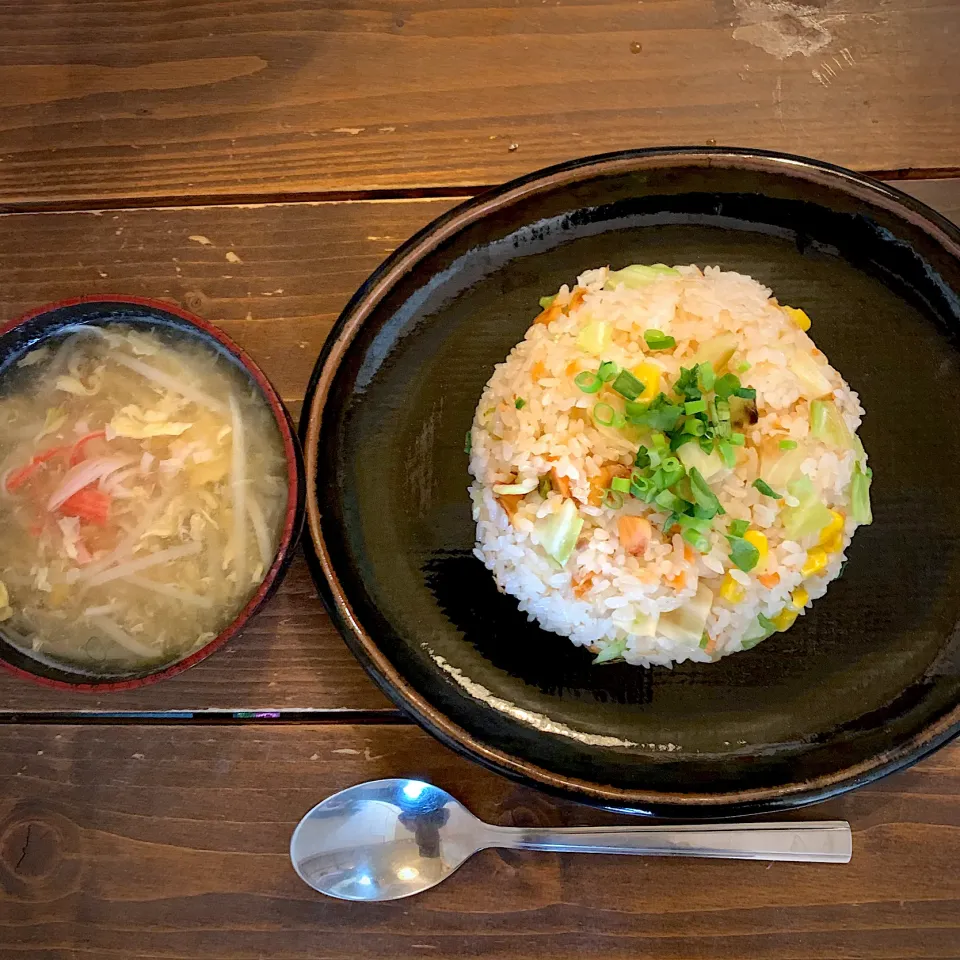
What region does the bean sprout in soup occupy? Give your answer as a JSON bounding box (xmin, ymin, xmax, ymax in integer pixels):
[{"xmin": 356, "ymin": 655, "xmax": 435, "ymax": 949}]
[{"xmin": 0, "ymin": 323, "xmax": 289, "ymax": 673}]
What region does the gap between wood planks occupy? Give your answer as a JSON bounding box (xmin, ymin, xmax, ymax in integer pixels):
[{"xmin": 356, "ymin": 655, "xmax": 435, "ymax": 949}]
[
  {"xmin": 0, "ymin": 708, "xmax": 408, "ymax": 724},
  {"xmin": 1, "ymin": 167, "xmax": 959, "ymax": 215}
]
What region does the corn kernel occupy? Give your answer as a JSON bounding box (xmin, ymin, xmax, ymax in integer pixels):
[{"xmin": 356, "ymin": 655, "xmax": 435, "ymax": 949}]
[
  {"xmin": 632, "ymin": 361, "xmax": 661, "ymax": 402},
  {"xmin": 783, "ymin": 306, "xmax": 811, "ymax": 331},
  {"xmin": 801, "ymin": 547, "xmax": 829, "ymax": 578},
  {"xmin": 819, "ymin": 509, "xmax": 844, "ymax": 546},
  {"xmin": 822, "ymin": 533, "xmax": 843, "ymax": 555},
  {"xmin": 743, "ymin": 530, "xmax": 768, "ymax": 571},
  {"xmin": 719, "ymin": 573, "xmax": 746, "ymax": 604},
  {"xmin": 791, "ymin": 586, "xmax": 809, "ymax": 609},
  {"xmin": 772, "ymin": 607, "xmax": 799, "ymax": 631}
]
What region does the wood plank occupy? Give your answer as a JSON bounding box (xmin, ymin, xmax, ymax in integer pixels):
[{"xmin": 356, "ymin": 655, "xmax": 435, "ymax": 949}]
[
  {"xmin": 1, "ymin": 185, "xmax": 958, "ymax": 715},
  {"xmin": 1, "ymin": 723, "xmax": 958, "ymax": 959},
  {"xmin": 0, "ymin": 0, "xmax": 957, "ymax": 206}
]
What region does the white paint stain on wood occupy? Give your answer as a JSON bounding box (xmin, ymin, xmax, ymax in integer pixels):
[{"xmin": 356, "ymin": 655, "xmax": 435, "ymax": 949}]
[{"xmin": 733, "ymin": 0, "xmax": 836, "ymax": 60}]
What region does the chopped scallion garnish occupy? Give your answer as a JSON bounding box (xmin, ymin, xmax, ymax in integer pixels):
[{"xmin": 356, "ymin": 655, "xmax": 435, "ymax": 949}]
[
  {"xmin": 464, "ymin": 430, "xmax": 472, "ymax": 455},
  {"xmin": 603, "ymin": 489, "xmax": 624, "ymax": 510},
  {"xmin": 683, "ymin": 417, "xmax": 706, "ymax": 436},
  {"xmin": 684, "ymin": 399, "xmax": 707, "ymax": 415},
  {"xmin": 643, "ymin": 329, "xmax": 676, "ymax": 351},
  {"xmin": 736, "ymin": 360, "xmax": 751, "ymax": 373},
  {"xmin": 729, "ymin": 432, "xmax": 746, "ymax": 446},
  {"xmin": 574, "ymin": 371, "xmax": 603, "ymax": 394},
  {"xmin": 752, "ymin": 478, "xmax": 782, "ymax": 499},
  {"xmin": 539, "ymin": 294, "xmax": 556, "ymax": 309},
  {"xmin": 714, "ymin": 373, "xmax": 741, "ymax": 399},
  {"xmin": 697, "ymin": 362, "xmax": 716, "ymax": 392},
  {"xmin": 718, "ymin": 439, "xmax": 736, "ymax": 468},
  {"xmin": 611, "ymin": 368, "xmax": 644, "ymax": 400},
  {"xmin": 779, "ymin": 439, "xmax": 798, "ymax": 450},
  {"xmin": 611, "ymin": 476, "xmax": 632, "ymax": 493},
  {"xmin": 598, "ymin": 360, "xmax": 619, "ymax": 382},
  {"xmin": 688, "ymin": 467, "xmax": 722, "ymax": 519},
  {"xmin": 728, "ymin": 535, "xmax": 760, "ymax": 572},
  {"xmin": 593, "ymin": 402, "xmax": 616, "ymax": 427},
  {"xmin": 515, "ymin": 398, "xmax": 526, "ymax": 409},
  {"xmin": 728, "ymin": 518, "xmax": 750, "ymax": 538},
  {"xmin": 734, "ymin": 386, "xmax": 757, "ymax": 400}
]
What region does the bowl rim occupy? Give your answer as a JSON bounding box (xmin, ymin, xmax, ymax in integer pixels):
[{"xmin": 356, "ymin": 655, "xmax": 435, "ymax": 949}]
[
  {"xmin": 302, "ymin": 146, "xmax": 960, "ymax": 815},
  {"xmin": 0, "ymin": 294, "xmax": 305, "ymax": 692}
]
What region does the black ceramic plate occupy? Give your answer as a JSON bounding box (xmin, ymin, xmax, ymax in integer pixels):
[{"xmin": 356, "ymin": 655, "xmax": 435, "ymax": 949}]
[{"xmin": 303, "ymin": 148, "xmax": 960, "ymax": 817}]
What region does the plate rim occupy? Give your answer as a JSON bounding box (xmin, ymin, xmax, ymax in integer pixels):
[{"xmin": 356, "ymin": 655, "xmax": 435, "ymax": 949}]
[{"xmin": 302, "ymin": 146, "xmax": 960, "ymax": 816}]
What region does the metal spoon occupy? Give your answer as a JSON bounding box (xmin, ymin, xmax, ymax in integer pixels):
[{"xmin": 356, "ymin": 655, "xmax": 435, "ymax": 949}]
[{"xmin": 290, "ymin": 778, "xmax": 852, "ymax": 901}]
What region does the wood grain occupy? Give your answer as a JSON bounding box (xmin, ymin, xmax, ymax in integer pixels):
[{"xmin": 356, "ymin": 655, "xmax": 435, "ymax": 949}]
[
  {"xmin": 0, "ymin": 723, "xmax": 958, "ymax": 960},
  {"xmin": 0, "ymin": 0, "xmax": 957, "ymax": 207},
  {"xmin": 0, "ymin": 183, "xmax": 958, "ymax": 715}
]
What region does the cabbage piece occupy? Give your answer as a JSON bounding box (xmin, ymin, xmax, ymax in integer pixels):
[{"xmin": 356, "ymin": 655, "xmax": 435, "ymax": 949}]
[
  {"xmin": 741, "ymin": 613, "xmax": 777, "ymax": 650},
  {"xmin": 604, "ymin": 264, "xmax": 680, "ymax": 290},
  {"xmin": 762, "ymin": 442, "xmax": 808, "ymax": 491},
  {"xmin": 810, "ymin": 399, "xmax": 853, "ymax": 450},
  {"xmin": 791, "ymin": 350, "xmax": 833, "ymax": 399},
  {"xmin": 781, "ymin": 476, "xmax": 834, "ymax": 540},
  {"xmin": 576, "ymin": 320, "xmax": 610, "ymax": 356},
  {"xmin": 593, "ymin": 639, "xmax": 626, "ymax": 664},
  {"xmin": 678, "ymin": 442, "xmax": 724, "ymax": 480},
  {"xmin": 658, "ymin": 583, "xmax": 714, "ymax": 644},
  {"xmin": 851, "ymin": 463, "xmax": 873, "ymax": 525},
  {"xmin": 534, "ymin": 498, "xmax": 583, "ymax": 566},
  {"xmin": 691, "ymin": 333, "xmax": 738, "ymax": 373},
  {"xmin": 109, "ymin": 404, "xmax": 193, "ymax": 440}
]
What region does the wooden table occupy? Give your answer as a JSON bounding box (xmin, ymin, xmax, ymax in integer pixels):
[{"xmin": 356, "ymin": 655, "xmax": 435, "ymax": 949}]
[{"xmin": 1, "ymin": 3, "xmax": 958, "ymax": 957}]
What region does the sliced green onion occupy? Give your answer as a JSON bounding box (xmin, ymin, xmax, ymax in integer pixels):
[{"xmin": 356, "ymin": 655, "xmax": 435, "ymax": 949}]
[
  {"xmin": 683, "ymin": 417, "xmax": 706, "ymax": 437},
  {"xmin": 718, "ymin": 439, "xmax": 736, "ymax": 469},
  {"xmin": 698, "ymin": 435, "xmax": 714, "ymax": 453},
  {"xmin": 736, "ymin": 360, "xmax": 752, "ymax": 373},
  {"xmin": 627, "ymin": 393, "xmax": 683, "ymax": 431},
  {"xmin": 673, "ymin": 366, "xmax": 701, "ymax": 400},
  {"xmin": 699, "ymin": 632, "xmax": 710, "ymax": 649},
  {"xmin": 464, "ymin": 430, "xmax": 472, "ymax": 455},
  {"xmin": 574, "ymin": 371, "xmax": 603, "ymax": 394},
  {"xmin": 688, "ymin": 467, "xmax": 722, "ymax": 519},
  {"xmin": 697, "ymin": 362, "xmax": 716, "ymax": 392},
  {"xmin": 729, "ymin": 432, "xmax": 746, "ymax": 446},
  {"xmin": 624, "ymin": 400, "xmax": 647, "ymax": 419},
  {"xmin": 684, "ymin": 399, "xmax": 707, "ymax": 415},
  {"xmin": 779, "ymin": 439, "xmax": 798, "ymax": 450},
  {"xmin": 634, "ymin": 446, "xmax": 651, "ymax": 469},
  {"xmin": 661, "ymin": 456, "xmax": 680, "ymax": 473},
  {"xmin": 715, "ymin": 399, "xmax": 731, "ymax": 421},
  {"xmin": 728, "ymin": 535, "xmax": 760, "ymax": 572},
  {"xmin": 515, "ymin": 397, "xmax": 526, "ymax": 409},
  {"xmin": 538, "ymin": 474, "xmax": 552, "ymax": 498},
  {"xmin": 603, "ymin": 489, "xmax": 624, "ymax": 510},
  {"xmin": 651, "ymin": 431, "xmax": 668, "ymax": 450},
  {"xmin": 598, "ymin": 360, "xmax": 619, "ymax": 382},
  {"xmin": 714, "ymin": 373, "xmax": 741, "ymax": 399},
  {"xmin": 679, "ymin": 515, "xmax": 712, "ymax": 553},
  {"xmin": 752, "ymin": 478, "xmax": 782, "ymax": 499},
  {"xmin": 643, "ymin": 329, "xmax": 676, "ymax": 350},
  {"xmin": 611, "ymin": 369, "xmax": 644, "ymax": 400},
  {"xmin": 670, "ymin": 432, "xmax": 695, "ymax": 451},
  {"xmin": 630, "ymin": 477, "xmax": 657, "ymax": 502},
  {"xmin": 593, "ymin": 402, "xmax": 616, "ymax": 427},
  {"xmin": 728, "ymin": 518, "xmax": 750, "ymax": 538},
  {"xmin": 655, "ymin": 489, "xmax": 687, "ymax": 513},
  {"xmin": 539, "ymin": 294, "xmax": 556, "ymax": 309},
  {"xmin": 734, "ymin": 386, "xmax": 757, "ymax": 400},
  {"xmin": 611, "ymin": 476, "xmax": 632, "ymax": 493}
]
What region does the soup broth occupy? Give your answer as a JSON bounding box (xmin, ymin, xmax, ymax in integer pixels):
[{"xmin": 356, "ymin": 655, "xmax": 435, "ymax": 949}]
[{"xmin": 0, "ymin": 323, "xmax": 288, "ymax": 673}]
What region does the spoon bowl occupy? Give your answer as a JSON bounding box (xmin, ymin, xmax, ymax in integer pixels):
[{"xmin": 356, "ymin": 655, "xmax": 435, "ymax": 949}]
[{"xmin": 290, "ymin": 779, "xmax": 853, "ymax": 902}]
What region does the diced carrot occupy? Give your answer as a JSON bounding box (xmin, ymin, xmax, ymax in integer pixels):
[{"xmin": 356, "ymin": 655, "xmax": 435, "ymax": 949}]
[
  {"xmin": 534, "ymin": 303, "xmax": 563, "ymax": 326},
  {"xmin": 550, "ymin": 467, "xmax": 572, "ymax": 499},
  {"xmin": 758, "ymin": 572, "xmax": 780, "ymax": 588},
  {"xmin": 683, "ymin": 544, "xmax": 696, "ymax": 563},
  {"xmin": 573, "ymin": 572, "xmax": 595, "ymax": 598},
  {"xmin": 59, "ymin": 488, "xmax": 111, "ymax": 526},
  {"xmin": 618, "ymin": 515, "xmax": 652, "ymax": 556},
  {"xmin": 68, "ymin": 430, "xmax": 107, "ymax": 466},
  {"xmin": 565, "ymin": 287, "xmax": 587, "ymax": 313},
  {"xmin": 666, "ymin": 570, "xmax": 686, "ymax": 590},
  {"xmin": 565, "ymin": 361, "xmax": 579, "ymax": 377},
  {"xmin": 587, "ymin": 462, "xmax": 630, "ymax": 506},
  {"xmin": 4, "ymin": 444, "xmax": 68, "ymax": 492},
  {"xmin": 703, "ymin": 636, "xmax": 717, "ymax": 655},
  {"xmin": 531, "ymin": 361, "xmax": 546, "ymax": 380},
  {"xmin": 496, "ymin": 494, "xmax": 523, "ymax": 522}
]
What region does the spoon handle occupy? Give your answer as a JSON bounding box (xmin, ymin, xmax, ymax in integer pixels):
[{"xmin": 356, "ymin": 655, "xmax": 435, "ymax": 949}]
[{"xmin": 488, "ymin": 820, "xmax": 852, "ymax": 863}]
